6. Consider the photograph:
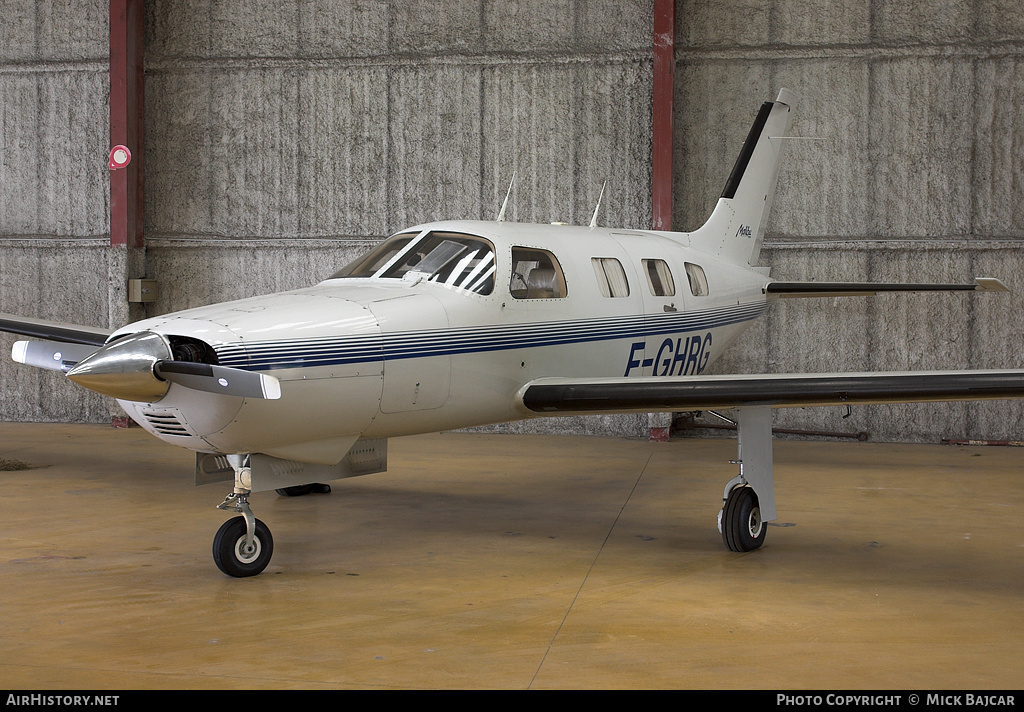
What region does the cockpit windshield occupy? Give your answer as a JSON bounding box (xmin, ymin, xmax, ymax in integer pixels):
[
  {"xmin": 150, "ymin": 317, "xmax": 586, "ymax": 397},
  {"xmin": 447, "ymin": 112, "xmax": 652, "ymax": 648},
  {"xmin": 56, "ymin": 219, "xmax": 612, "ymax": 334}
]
[{"xmin": 329, "ymin": 231, "xmax": 496, "ymax": 295}]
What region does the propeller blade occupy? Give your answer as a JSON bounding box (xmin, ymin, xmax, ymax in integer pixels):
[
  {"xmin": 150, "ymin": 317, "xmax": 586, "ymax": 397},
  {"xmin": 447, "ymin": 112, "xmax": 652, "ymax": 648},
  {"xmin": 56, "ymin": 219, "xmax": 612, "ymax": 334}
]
[
  {"xmin": 12, "ymin": 340, "xmax": 99, "ymax": 372},
  {"xmin": 155, "ymin": 361, "xmax": 281, "ymax": 400}
]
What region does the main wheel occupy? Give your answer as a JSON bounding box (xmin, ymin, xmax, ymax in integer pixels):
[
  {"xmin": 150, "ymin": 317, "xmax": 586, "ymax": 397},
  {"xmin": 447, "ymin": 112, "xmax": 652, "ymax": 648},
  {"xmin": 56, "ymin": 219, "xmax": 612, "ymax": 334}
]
[
  {"xmin": 213, "ymin": 516, "xmax": 274, "ymax": 577},
  {"xmin": 275, "ymin": 484, "xmax": 315, "ymax": 497},
  {"xmin": 720, "ymin": 486, "xmax": 766, "ymax": 552},
  {"xmin": 275, "ymin": 483, "xmax": 332, "ymax": 496}
]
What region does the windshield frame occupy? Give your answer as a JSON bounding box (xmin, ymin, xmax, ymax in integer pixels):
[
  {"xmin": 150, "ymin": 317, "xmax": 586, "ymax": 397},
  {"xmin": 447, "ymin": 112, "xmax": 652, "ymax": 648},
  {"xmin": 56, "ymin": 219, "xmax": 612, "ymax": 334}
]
[{"xmin": 328, "ymin": 230, "xmax": 497, "ymax": 296}]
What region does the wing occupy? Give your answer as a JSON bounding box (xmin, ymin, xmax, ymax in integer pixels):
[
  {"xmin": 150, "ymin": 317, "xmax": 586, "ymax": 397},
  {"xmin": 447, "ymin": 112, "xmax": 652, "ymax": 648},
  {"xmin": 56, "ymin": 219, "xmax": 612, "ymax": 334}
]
[
  {"xmin": 0, "ymin": 312, "xmax": 112, "ymax": 346},
  {"xmin": 517, "ymin": 370, "xmax": 1024, "ymax": 414}
]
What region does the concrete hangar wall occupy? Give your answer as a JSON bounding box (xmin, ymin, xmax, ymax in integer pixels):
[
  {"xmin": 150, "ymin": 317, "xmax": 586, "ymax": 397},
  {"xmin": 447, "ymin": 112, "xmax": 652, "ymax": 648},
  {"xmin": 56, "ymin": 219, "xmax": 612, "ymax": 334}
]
[{"xmin": 0, "ymin": 0, "xmax": 1022, "ymax": 444}]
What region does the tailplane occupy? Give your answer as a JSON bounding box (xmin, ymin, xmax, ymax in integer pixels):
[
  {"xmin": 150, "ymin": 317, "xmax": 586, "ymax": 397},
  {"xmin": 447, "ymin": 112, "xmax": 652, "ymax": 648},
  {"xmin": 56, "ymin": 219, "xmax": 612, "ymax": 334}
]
[{"xmin": 688, "ymin": 88, "xmax": 796, "ymax": 266}]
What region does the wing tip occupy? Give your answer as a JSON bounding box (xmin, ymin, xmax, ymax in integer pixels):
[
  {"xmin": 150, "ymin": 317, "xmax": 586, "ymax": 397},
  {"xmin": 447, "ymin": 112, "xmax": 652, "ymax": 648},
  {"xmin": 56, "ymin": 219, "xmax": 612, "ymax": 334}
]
[{"xmin": 975, "ymin": 277, "xmax": 1010, "ymax": 293}]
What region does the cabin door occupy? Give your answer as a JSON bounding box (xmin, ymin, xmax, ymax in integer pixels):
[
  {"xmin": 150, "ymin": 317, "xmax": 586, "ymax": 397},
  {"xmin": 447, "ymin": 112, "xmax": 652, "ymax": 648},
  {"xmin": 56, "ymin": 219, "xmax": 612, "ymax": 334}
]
[{"xmin": 368, "ymin": 294, "xmax": 452, "ymax": 413}]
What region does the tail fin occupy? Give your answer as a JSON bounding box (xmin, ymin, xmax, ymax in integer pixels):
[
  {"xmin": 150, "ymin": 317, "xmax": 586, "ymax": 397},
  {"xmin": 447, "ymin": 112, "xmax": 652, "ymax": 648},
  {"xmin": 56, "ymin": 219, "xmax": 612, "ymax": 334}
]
[{"xmin": 688, "ymin": 88, "xmax": 795, "ymax": 266}]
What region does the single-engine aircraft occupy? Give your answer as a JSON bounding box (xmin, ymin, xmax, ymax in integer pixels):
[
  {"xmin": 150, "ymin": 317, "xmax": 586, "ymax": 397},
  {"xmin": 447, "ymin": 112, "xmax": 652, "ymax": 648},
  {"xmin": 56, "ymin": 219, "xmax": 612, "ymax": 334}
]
[{"xmin": 4, "ymin": 88, "xmax": 1024, "ymax": 577}]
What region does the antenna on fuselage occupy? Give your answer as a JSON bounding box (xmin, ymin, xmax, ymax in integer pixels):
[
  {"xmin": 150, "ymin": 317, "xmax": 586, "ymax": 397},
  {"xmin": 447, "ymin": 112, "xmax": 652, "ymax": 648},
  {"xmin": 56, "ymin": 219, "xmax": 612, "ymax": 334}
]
[
  {"xmin": 589, "ymin": 181, "xmax": 607, "ymax": 229},
  {"xmin": 496, "ymin": 172, "xmax": 516, "ymax": 222}
]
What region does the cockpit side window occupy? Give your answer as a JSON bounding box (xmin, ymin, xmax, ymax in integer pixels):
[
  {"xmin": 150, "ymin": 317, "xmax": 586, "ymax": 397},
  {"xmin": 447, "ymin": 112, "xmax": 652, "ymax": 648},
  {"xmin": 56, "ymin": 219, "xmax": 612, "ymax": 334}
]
[
  {"xmin": 329, "ymin": 231, "xmax": 496, "ymax": 295},
  {"xmin": 509, "ymin": 247, "xmax": 567, "ymax": 299}
]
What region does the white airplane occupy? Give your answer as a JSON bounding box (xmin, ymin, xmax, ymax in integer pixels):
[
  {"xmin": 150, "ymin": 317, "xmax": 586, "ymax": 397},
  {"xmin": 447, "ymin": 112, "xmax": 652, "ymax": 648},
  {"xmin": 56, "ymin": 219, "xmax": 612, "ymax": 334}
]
[{"xmin": 4, "ymin": 88, "xmax": 1024, "ymax": 577}]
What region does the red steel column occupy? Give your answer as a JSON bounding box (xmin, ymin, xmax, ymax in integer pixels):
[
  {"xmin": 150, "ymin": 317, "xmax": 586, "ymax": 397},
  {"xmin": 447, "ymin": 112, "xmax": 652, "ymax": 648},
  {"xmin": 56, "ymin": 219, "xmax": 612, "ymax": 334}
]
[
  {"xmin": 652, "ymin": 0, "xmax": 675, "ymax": 232},
  {"xmin": 109, "ymin": 0, "xmax": 145, "ymax": 248},
  {"xmin": 650, "ymin": 0, "xmax": 676, "ymax": 441}
]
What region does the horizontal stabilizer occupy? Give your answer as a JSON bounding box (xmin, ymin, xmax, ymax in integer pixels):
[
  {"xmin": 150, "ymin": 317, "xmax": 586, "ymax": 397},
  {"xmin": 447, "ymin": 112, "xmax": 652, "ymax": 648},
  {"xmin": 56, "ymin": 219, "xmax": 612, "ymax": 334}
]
[
  {"xmin": 12, "ymin": 340, "xmax": 99, "ymax": 372},
  {"xmin": 765, "ymin": 278, "xmax": 1008, "ymax": 298},
  {"xmin": 0, "ymin": 313, "xmax": 111, "ymax": 346},
  {"xmin": 518, "ymin": 370, "xmax": 1024, "ymax": 414}
]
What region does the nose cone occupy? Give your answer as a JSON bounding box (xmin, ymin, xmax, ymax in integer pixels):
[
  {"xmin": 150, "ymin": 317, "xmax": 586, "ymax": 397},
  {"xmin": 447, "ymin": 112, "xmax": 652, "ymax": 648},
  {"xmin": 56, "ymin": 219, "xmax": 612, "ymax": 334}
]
[{"xmin": 66, "ymin": 331, "xmax": 172, "ymax": 402}]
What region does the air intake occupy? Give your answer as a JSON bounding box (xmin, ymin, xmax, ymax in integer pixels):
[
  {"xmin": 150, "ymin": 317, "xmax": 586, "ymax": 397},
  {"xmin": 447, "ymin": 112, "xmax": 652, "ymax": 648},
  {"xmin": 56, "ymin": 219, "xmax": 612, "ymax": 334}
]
[{"xmin": 141, "ymin": 409, "xmax": 191, "ymax": 436}]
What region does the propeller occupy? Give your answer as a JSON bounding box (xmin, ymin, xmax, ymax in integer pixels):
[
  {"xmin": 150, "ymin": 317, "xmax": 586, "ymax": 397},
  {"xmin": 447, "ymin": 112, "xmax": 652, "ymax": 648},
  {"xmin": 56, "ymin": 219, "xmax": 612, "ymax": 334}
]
[
  {"xmin": 64, "ymin": 331, "xmax": 280, "ymax": 402},
  {"xmin": 154, "ymin": 361, "xmax": 281, "ymax": 400},
  {"xmin": 12, "ymin": 340, "xmax": 100, "ymax": 372}
]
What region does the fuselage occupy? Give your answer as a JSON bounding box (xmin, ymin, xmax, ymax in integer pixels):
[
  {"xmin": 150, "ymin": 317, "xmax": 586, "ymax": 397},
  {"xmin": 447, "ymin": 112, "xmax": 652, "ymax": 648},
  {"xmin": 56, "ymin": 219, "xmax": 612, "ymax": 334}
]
[{"xmin": 113, "ymin": 220, "xmax": 770, "ymax": 464}]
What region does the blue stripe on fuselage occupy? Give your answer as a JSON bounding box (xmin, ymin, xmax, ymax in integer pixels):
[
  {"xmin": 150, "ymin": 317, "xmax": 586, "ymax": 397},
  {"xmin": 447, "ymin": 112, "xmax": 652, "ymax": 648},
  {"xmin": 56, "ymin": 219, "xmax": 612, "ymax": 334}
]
[{"xmin": 213, "ymin": 302, "xmax": 766, "ymax": 372}]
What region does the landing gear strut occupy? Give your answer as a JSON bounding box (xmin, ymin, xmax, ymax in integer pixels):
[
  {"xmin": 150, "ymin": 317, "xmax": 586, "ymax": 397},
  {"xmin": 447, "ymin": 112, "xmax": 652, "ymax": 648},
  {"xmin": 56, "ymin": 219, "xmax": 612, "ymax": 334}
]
[{"xmin": 213, "ymin": 454, "xmax": 274, "ymax": 577}]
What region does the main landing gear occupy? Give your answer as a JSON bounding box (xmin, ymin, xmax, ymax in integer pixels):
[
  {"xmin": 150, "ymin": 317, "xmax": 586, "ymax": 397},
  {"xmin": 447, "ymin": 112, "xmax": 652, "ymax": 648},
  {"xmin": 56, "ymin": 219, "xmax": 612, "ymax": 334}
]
[
  {"xmin": 716, "ymin": 406, "xmax": 776, "ymax": 553},
  {"xmin": 275, "ymin": 483, "xmax": 332, "ymax": 496},
  {"xmin": 213, "ymin": 454, "xmax": 274, "ymax": 577}
]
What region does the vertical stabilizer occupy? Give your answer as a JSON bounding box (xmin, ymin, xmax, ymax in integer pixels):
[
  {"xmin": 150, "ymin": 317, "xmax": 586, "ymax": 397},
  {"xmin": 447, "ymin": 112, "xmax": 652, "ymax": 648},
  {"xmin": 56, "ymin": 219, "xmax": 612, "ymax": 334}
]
[{"xmin": 689, "ymin": 88, "xmax": 795, "ymax": 266}]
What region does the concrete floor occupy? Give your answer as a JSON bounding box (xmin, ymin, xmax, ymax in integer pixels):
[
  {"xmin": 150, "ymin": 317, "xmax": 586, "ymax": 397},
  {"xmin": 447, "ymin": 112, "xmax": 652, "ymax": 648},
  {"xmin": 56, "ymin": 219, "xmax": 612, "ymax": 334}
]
[{"xmin": 1, "ymin": 422, "xmax": 1022, "ymax": 689}]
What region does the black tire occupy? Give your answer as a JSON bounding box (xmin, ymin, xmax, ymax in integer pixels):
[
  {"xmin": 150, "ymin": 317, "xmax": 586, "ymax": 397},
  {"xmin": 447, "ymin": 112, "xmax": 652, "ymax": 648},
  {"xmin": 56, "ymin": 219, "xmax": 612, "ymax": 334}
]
[
  {"xmin": 275, "ymin": 483, "xmax": 332, "ymax": 496},
  {"xmin": 213, "ymin": 517, "xmax": 274, "ymax": 577},
  {"xmin": 275, "ymin": 484, "xmax": 315, "ymax": 497},
  {"xmin": 721, "ymin": 486, "xmax": 766, "ymax": 552}
]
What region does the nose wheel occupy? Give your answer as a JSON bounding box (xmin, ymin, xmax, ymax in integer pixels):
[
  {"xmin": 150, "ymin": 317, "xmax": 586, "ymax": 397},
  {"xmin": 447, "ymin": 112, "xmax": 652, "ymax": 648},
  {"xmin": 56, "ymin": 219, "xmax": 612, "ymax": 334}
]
[
  {"xmin": 213, "ymin": 516, "xmax": 274, "ymax": 577},
  {"xmin": 213, "ymin": 454, "xmax": 274, "ymax": 577}
]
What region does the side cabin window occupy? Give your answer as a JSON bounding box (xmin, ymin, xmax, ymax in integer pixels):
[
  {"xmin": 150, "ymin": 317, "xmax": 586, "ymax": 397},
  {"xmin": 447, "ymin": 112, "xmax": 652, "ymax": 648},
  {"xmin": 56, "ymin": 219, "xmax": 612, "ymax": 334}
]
[
  {"xmin": 642, "ymin": 259, "xmax": 675, "ymax": 297},
  {"xmin": 592, "ymin": 257, "xmax": 630, "ymax": 297},
  {"xmin": 684, "ymin": 262, "xmax": 709, "ymax": 297},
  {"xmin": 329, "ymin": 231, "xmax": 496, "ymax": 295},
  {"xmin": 510, "ymin": 247, "xmax": 567, "ymax": 299}
]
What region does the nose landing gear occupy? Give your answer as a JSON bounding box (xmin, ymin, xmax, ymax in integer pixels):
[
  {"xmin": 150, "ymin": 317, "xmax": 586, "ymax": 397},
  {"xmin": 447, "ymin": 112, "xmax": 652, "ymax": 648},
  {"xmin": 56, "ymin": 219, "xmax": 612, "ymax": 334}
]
[
  {"xmin": 213, "ymin": 515, "xmax": 274, "ymax": 577},
  {"xmin": 213, "ymin": 454, "xmax": 274, "ymax": 577}
]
